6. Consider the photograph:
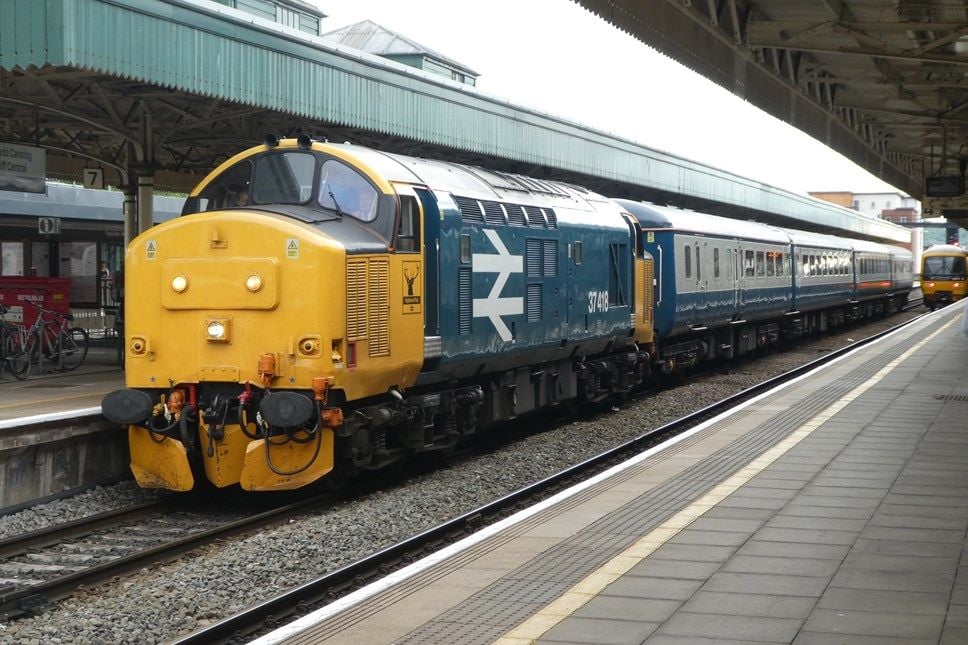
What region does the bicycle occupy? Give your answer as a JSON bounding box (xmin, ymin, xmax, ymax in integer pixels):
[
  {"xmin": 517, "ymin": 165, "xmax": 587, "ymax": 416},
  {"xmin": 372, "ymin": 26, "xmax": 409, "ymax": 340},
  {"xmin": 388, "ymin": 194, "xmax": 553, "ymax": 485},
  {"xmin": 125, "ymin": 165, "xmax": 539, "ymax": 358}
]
[
  {"xmin": 23, "ymin": 300, "xmax": 89, "ymax": 371},
  {"xmin": 0, "ymin": 305, "xmax": 30, "ymax": 380}
]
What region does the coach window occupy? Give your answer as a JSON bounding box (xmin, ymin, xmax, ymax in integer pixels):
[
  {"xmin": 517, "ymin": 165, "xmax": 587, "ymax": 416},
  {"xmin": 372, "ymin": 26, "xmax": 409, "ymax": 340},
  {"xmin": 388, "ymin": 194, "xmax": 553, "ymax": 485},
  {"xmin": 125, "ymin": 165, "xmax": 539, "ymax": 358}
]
[
  {"xmin": 766, "ymin": 252, "xmax": 775, "ymax": 277},
  {"xmin": 744, "ymin": 250, "xmax": 755, "ymax": 277},
  {"xmin": 713, "ymin": 247, "xmax": 720, "ymax": 278},
  {"xmin": 684, "ymin": 245, "xmax": 692, "ymax": 279},
  {"xmin": 755, "ymin": 251, "xmax": 765, "ymax": 277},
  {"xmin": 573, "ymin": 241, "xmax": 582, "ymax": 265}
]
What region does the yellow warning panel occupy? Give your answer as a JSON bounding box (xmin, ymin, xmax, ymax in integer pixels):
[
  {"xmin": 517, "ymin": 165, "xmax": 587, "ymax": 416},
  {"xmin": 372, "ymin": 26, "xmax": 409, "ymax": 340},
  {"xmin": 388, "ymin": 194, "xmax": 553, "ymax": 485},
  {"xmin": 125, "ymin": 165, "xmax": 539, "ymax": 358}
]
[
  {"xmin": 239, "ymin": 428, "xmax": 334, "ymax": 491},
  {"xmin": 128, "ymin": 426, "xmax": 194, "ymax": 491},
  {"xmin": 198, "ymin": 421, "xmax": 252, "ymax": 488}
]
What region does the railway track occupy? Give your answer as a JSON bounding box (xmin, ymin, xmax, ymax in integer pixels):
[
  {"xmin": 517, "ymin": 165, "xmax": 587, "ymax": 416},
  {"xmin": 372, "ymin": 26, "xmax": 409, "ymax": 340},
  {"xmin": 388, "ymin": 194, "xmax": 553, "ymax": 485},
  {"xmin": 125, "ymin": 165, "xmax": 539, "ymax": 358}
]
[
  {"xmin": 0, "ymin": 494, "xmax": 331, "ymax": 620},
  {"xmin": 0, "ymin": 300, "xmax": 929, "ymax": 627},
  {"xmin": 173, "ymin": 308, "xmax": 931, "ymax": 645}
]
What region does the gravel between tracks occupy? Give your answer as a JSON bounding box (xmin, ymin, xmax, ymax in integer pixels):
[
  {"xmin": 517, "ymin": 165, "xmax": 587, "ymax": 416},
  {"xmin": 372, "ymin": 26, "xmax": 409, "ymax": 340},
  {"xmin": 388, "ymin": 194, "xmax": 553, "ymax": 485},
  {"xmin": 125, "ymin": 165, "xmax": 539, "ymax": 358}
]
[{"xmin": 0, "ymin": 310, "xmax": 926, "ymax": 644}]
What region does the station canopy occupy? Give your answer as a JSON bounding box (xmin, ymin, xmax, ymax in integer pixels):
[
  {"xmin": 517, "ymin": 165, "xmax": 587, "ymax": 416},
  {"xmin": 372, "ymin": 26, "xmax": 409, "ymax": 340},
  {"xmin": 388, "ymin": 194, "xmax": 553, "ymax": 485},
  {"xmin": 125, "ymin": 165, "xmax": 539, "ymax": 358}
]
[
  {"xmin": 574, "ymin": 0, "xmax": 968, "ymax": 228},
  {"xmin": 0, "ymin": 0, "xmax": 912, "ymax": 244}
]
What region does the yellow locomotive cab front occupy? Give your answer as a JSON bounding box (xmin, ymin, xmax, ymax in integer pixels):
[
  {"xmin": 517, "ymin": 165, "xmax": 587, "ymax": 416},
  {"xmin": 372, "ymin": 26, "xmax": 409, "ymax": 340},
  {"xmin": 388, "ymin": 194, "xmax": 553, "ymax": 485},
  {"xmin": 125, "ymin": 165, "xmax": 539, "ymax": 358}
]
[
  {"xmin": 102, "ymin": 139, "xmax": 424, "ymax": 491},
  {"xmin": 921, "ymin": 244, "xmax": 968, "ymax": 309}
]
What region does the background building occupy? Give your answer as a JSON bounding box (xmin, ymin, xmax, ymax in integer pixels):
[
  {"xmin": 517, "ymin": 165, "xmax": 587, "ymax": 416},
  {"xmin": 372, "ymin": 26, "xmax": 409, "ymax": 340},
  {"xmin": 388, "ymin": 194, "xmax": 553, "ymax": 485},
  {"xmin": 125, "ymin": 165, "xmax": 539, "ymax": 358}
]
[
  {"xmin": 810, "ymin": 190, "xmax": 923, "ymax": 259},
  {"xmin": 321, "ymin": 20, "xmax": 480, "ymax": 86}
]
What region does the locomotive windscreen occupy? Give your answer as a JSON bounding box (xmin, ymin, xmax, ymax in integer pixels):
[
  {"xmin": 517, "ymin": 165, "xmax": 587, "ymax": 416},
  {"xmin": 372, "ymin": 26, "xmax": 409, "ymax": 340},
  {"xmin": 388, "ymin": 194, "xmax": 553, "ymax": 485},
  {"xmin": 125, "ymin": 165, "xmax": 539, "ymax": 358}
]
[{"xmin": 923, "ymin": 255, "xmax": 967, "ymax": 279}]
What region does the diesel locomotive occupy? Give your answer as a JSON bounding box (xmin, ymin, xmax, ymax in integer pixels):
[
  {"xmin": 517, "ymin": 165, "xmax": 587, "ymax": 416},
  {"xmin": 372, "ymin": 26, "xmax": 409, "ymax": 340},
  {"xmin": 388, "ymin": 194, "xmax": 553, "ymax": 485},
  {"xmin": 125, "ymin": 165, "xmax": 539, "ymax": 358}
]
[
  {"xmin": 102, "ymin": 137, "xmax": 654, "ymax": 491},
  {"xmin": 102, "ymin": 138, "xmax": 912, "ymax": 492}
]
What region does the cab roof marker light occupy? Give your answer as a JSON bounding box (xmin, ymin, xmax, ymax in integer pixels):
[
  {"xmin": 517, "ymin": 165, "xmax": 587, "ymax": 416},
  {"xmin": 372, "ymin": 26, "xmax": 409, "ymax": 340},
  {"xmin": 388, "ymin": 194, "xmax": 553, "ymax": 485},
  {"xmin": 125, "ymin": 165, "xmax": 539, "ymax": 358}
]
[
  {"xmin": 264, "ymin": 134, "xmax": 279, "ymax": 148},
  {"xmin": 296, "ymin": 134, "xmax": 312, "ymax": 150}
]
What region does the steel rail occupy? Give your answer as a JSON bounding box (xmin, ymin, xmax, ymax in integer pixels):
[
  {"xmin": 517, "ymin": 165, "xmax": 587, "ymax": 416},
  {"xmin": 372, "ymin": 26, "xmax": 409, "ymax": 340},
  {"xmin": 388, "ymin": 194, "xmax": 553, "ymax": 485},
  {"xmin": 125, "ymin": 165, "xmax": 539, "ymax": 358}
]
[
  {"xmin": 173, "ymin": 310, "xmax": 931, "ymax": 645},
  {"xmin": 0, "ymin": 495, "xmax": 330, "ymax": 619},
  {"xmin": 0, "ymin": 499, "xmax": 178, "ymax": 559}
]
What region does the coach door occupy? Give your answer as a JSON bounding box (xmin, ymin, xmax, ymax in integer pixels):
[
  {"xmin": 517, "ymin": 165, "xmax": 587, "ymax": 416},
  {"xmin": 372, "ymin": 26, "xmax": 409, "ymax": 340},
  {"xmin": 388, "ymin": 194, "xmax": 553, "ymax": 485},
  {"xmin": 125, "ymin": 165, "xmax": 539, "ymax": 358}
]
[
  {"xmin": 694, "ymin": 239, "xmax": 709, "ymax": 318},
  {"xmin": 733, "ymin": 245, "xmax": 744, "ymax": 309}
]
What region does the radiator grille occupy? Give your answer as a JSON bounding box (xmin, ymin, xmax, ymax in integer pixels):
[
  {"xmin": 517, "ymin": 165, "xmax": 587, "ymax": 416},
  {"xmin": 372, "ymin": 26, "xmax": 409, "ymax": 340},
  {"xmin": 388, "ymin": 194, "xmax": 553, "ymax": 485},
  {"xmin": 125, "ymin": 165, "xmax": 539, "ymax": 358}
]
[
  {"xmin": 527, "ymin": 283, "xmax": 542, "ymax": 322},
  {"xmin": 643, "ymin": 259, "xmax": 654, "ymax": 324},
  {"xmin": 525, "ymin": 206, "xmax": 544, "ymax": 228},
  {"xmin": 543, "ymin": 240, "xmax": 558, "ymax": 277},
  {"xmin": 482, "ymin": 201, "xmax": 506, "ymax": 226},
  {"xmin": 526, "ymin": 239, "xmax": 542, "ymax": 277},
  {"xmin": 459, "ymin": 268, "xmax": 472, "ymax": 334},
  {"xmin": 506, "ymin": 204, "xmax": 527, "ymax": 227},
  {"xmin": 346, "ymin": 260, "xmax": 368, "ymax": 341},
  {"xmin": 368, "ymin": 258, "xmax": 390, "ymax": 357},
  {"xmin": 454, "ymin": 196, "xmax": 484, "ymax": 224},
  {"xmin": 544, "ymin": 208, "xmax": 558, "ymax": 229}
]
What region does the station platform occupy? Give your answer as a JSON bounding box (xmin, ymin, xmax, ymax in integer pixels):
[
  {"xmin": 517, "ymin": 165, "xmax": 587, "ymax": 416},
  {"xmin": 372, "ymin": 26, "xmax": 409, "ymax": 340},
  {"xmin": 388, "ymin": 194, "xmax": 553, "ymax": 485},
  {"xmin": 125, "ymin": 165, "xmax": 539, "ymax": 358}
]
[
  {"xmin": 0, "ymin": 345, "xmax": 120, "ymax": 426},
  {"xmin": 257, "ymin": 303, "xmax": 968, "ymax": 645}
]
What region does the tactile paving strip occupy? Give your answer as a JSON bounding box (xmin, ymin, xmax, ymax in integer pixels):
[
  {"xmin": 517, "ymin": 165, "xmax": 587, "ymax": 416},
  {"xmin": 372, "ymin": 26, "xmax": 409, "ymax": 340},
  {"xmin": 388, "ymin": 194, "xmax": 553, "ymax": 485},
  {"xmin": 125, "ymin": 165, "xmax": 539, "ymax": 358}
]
[{"xmin": 288, "ymin": 315, "xmax": 938, "ymax": 645}]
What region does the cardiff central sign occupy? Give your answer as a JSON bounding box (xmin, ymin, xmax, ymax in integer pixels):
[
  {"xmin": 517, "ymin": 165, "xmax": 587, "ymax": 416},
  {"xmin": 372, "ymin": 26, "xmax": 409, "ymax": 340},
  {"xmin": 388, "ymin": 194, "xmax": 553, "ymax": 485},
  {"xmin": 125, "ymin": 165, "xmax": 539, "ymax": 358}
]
[{"xmin": 0, "ymin": 142, "xmax": 46, "ymax": 194}]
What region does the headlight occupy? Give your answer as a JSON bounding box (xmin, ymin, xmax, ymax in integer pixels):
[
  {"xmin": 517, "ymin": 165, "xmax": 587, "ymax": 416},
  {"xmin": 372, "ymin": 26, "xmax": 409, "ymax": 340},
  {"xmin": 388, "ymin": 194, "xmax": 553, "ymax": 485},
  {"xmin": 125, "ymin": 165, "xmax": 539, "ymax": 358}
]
[
  {"xmin": 171, "ymin": 275, "xmax": 189, "ymax": 293},
  {"xmin": 206, "ymin": 318, "xmax": 230, "ymax": 343},
  {"xmin": 245, "ymin": 274, "xmax": 264, "ymax": 292},
  {"xmin": 207, "ymin": 321, "xmax": 225, "ymax": 339}
]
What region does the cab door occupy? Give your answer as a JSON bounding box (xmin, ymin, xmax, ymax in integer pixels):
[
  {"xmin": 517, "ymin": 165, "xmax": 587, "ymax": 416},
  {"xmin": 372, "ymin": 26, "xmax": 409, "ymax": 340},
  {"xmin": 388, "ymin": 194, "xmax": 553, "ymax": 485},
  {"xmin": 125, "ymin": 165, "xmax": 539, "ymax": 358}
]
[{"xmin": 390, "ymin": 183, "xmax": 431, "ymax": 346}]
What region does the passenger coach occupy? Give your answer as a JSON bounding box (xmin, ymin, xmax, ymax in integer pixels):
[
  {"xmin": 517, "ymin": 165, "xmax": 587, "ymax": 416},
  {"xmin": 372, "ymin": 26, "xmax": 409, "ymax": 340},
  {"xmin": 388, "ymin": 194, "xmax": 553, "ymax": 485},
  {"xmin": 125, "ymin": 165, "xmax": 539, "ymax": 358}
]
[{"xmin": 618, "ymin": 200, "xmax": 912, "ymax": 374}]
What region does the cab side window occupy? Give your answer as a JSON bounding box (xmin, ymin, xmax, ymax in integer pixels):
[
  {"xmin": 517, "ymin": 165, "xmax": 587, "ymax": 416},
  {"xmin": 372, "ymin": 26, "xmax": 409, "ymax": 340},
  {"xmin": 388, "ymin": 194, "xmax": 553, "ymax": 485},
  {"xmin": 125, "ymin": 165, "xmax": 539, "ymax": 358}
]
[
  {"xmin": 318, "ymin": 159, "xmax": 378, "ymax": 222},
  {"xmin": 395, "ymin": 195, "xmax": 421, "ymax": 253},
  {"xmin": 193, "ymin": 161, "xmax": 253, "ymax": 213}
]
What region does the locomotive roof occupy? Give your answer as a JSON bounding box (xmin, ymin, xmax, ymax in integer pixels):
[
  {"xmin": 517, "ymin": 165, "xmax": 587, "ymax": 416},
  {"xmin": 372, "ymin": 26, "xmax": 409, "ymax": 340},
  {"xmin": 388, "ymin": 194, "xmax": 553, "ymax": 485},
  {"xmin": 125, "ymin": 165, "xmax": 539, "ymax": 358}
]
[
  {"xmin": 922, "ymin": 244, "xmax": 968, "ymax": 257},
  {"xmin": 616, "ymin": 199, "xmax": 790, "ymax": 244},
  {"xmin": 329, "ymin": 143, "xmax": 621, "ymax": 225}
]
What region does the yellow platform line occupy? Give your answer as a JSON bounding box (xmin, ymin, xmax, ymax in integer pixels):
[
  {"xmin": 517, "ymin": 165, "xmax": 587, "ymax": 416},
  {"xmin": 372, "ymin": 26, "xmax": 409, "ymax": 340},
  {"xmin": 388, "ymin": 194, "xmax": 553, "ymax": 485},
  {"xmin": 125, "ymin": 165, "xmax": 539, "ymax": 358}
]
[{"xmin": 494, "ymin": 317, "xmax": 957, "ymax": 645}]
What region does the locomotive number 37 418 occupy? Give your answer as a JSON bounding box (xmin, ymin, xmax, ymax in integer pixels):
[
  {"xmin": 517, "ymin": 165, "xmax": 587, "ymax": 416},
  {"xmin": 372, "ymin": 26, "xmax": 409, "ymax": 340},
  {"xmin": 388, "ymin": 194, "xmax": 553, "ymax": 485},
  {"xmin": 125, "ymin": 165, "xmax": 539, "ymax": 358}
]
[{"xmin": 588, "ymin": 290, "xmax": 609, "ymax": 313}]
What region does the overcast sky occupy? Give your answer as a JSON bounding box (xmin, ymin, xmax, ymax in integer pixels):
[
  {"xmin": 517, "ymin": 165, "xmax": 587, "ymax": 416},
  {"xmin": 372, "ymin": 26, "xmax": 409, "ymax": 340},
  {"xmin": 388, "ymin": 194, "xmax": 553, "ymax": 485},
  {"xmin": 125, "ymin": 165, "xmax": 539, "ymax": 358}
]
[{"xmin": 309, "ymin": 0, "xmax": 900, "ymax": 197}]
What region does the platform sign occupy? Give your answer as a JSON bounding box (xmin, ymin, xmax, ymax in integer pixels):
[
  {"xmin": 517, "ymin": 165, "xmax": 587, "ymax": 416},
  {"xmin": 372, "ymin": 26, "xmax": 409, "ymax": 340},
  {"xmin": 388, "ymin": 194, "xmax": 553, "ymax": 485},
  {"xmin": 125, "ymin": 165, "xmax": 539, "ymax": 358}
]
[
  {"xmin": 38, "ymin": 217, "xmax": 61, "ymax": 235},
  {"xmin": 0, "ymin": 142, "xmax": 46, "ymax": 194},
  {"xmin": 82, "ymin": 167, "xmax": 104, "ymax": 190}
]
